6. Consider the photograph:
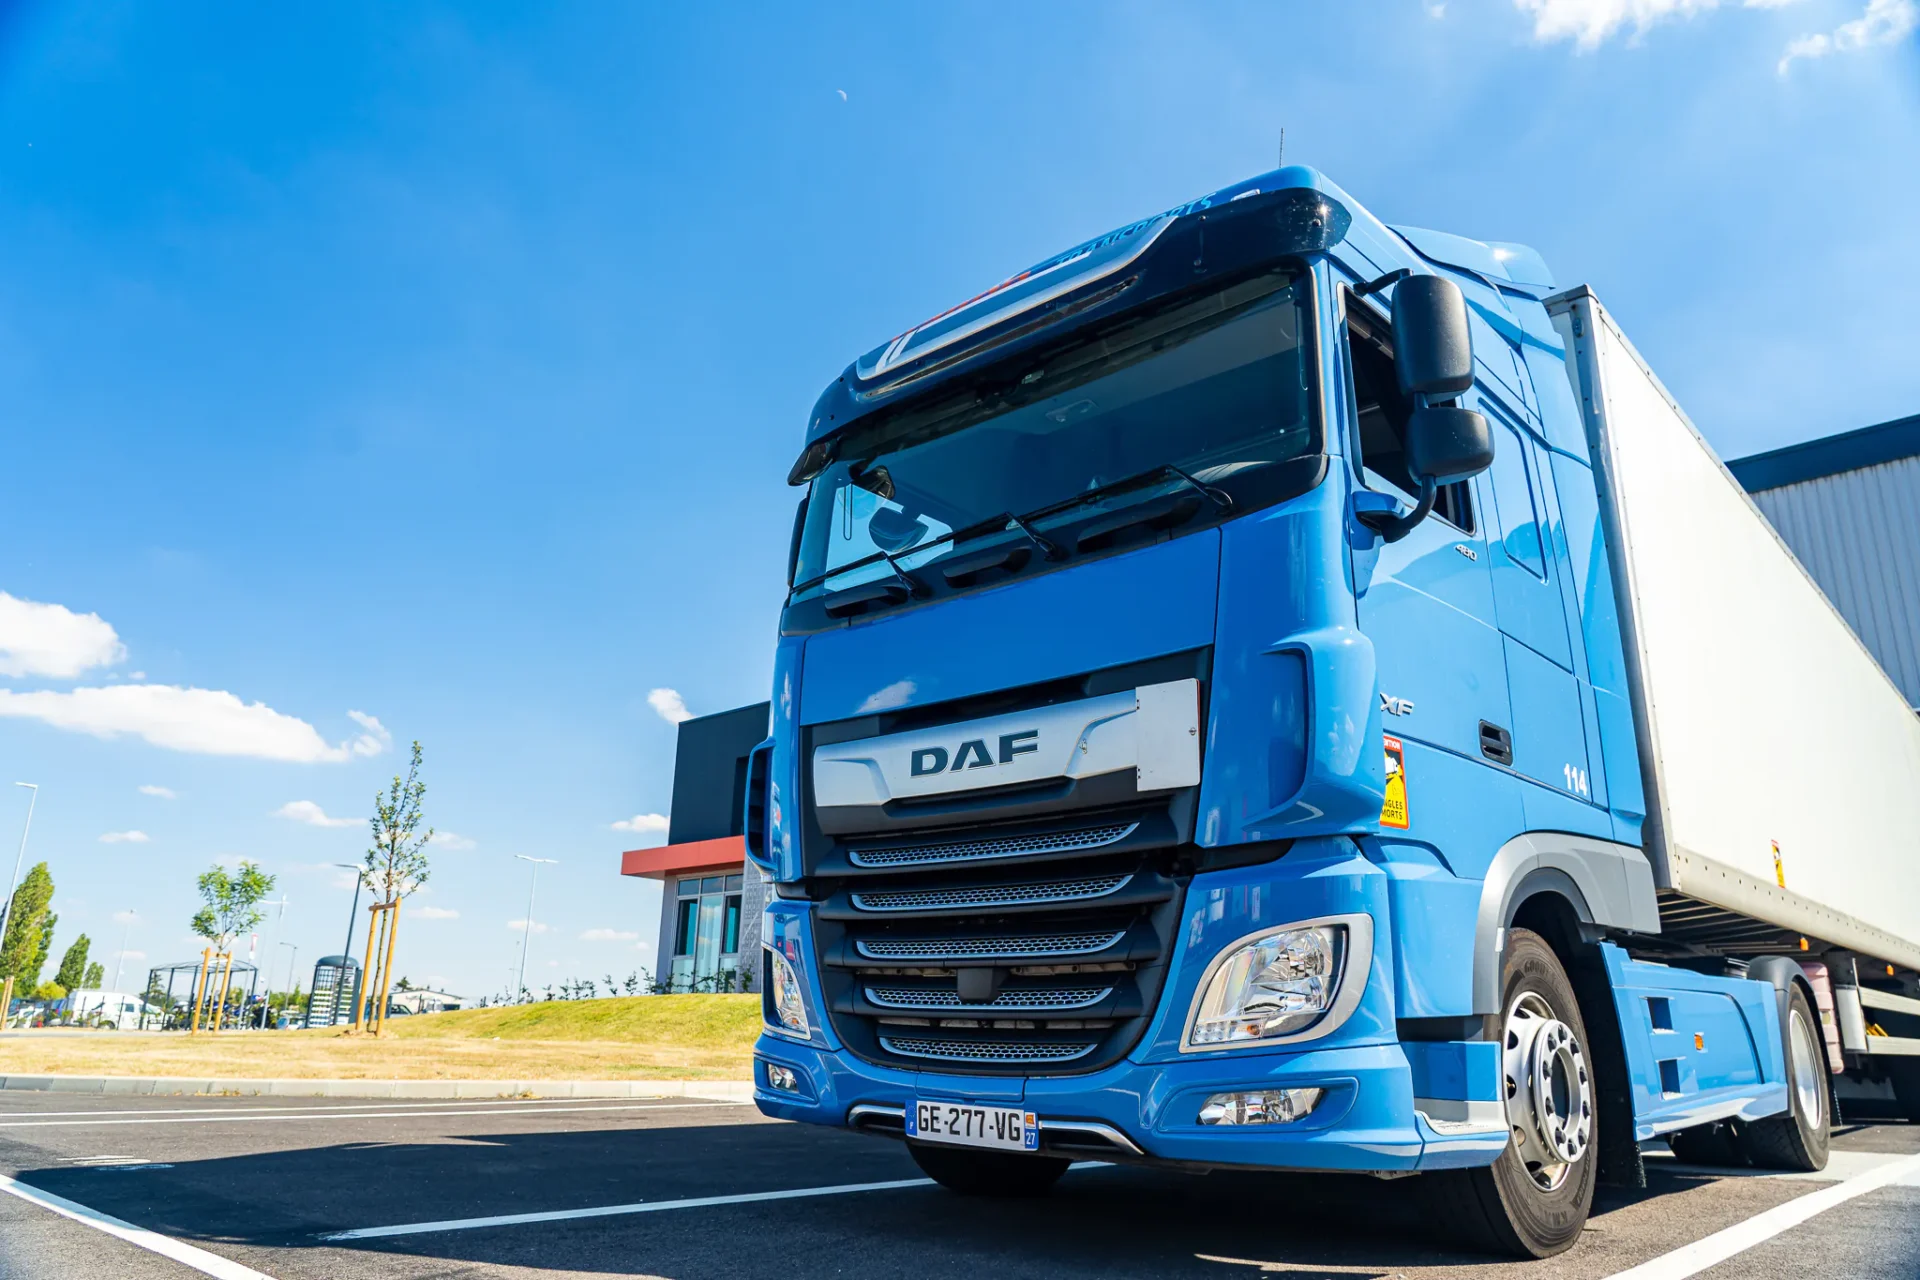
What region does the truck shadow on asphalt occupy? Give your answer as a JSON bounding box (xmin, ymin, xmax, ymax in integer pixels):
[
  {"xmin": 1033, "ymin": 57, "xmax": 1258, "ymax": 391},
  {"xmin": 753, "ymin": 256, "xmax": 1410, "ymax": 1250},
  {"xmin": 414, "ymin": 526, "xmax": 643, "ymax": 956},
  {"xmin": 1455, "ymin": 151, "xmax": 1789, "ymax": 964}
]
[{"xmin": 8, "ymin": 1118, "xmax": 1789, "ymax": 1278}]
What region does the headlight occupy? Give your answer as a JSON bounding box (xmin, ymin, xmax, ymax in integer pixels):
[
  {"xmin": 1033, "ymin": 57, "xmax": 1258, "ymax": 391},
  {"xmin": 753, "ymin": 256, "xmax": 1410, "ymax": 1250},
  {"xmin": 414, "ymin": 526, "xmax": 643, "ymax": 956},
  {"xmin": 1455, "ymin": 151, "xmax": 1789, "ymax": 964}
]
[
  {"xmin": 1186, "ymin": 924, "xmax": 1346, "ymax": 1047},
  {"xmin": 768, "ymin": 948, "xmax": 810, "ymax": 1037}
]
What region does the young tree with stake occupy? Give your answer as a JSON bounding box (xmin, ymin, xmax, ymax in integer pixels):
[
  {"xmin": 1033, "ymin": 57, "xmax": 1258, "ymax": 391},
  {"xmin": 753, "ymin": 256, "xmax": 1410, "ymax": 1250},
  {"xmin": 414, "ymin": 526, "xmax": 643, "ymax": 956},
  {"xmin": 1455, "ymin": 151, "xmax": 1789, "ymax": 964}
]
[
  {"xmin": 359, "ymin": 741, "xmax": 433, "ymax": 1033},
  {"xmin": 190, "ymin": 862, "xmax": 275, "ymax": 1032}
]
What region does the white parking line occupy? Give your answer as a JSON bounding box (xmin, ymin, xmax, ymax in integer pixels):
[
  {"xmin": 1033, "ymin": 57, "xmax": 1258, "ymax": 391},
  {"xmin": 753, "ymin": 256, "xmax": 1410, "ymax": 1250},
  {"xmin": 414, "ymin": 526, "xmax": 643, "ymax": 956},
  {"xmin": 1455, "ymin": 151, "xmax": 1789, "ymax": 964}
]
[
  {"xmin": 1603, "ymin": 1150, "xmax": 1920, "ymax": 1280},
  {"xmin": 320, "ymin": 1162, "xmax": 1110, "ymax": 1241},
  {"xmin": 0, "ymin": 1097, "xmax": 646, "ymax": 1120},
  {"xmin": 0, "ymin": 1100, "xmax": 747, "ymax": 1129},
  {"xmin": 320, "ymin": 1177, "xmax": 938, "ymax": 1240},
  {"xmin": 0, "ymin": 1171, "xmax": 279, "ymax": 1279}
]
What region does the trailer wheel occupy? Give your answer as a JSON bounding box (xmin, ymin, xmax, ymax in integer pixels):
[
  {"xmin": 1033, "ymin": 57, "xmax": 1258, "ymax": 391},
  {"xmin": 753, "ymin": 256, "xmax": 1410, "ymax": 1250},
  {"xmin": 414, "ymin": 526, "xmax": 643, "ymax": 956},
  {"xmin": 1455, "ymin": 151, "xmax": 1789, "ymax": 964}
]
[
  {"xmin": 1735, "ymin": 985, "xmax": 1830, "ymax": 1171},
  {"xmin": 1422, "ymin": 929, "xmax": 1596, "ymax": 1258},
  {"xmin": 907, "ymin": 1143, "xmax": 1070, "ymax": 1197},
  {"xmin": 1665, "ymin": 1121, "xmax": 1746, "ymax": 1168}
]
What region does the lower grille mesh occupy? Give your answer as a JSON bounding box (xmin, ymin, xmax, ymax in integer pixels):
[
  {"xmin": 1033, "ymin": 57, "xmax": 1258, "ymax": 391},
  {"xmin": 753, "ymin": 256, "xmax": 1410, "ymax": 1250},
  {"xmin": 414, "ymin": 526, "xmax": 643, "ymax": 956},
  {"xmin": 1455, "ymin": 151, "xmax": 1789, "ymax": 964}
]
[
  {"xmin": 878, "ymin": 1035, "xmax": 1098, "ymax": 1064},
  {"xmin": 851, "ymin": 874, "xmax": 1130, "ymax": 913},
  {"xmin": 866, "ymin": 985, "xmax": 1110, "ymax": 1011},
  {"xmin": 856, "ymin": 931, "xmax": 1123, "ymax": 961},
  {"xmin": 849, "ymin": 822, "xmax": 1138, "ymax": 869}
]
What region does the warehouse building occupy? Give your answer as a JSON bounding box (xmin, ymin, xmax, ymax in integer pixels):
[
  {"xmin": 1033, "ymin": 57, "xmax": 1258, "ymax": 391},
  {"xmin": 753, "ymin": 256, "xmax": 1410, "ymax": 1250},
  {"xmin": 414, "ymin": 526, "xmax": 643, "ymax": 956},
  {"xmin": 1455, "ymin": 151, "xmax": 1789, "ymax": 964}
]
[
  {"xmin": 618, "ymin": 702, "xmax": 769, "ymax": 993},
  {"xmin": 1727, "ymin": 412, "xmax": 1920, "ymax": 710}
]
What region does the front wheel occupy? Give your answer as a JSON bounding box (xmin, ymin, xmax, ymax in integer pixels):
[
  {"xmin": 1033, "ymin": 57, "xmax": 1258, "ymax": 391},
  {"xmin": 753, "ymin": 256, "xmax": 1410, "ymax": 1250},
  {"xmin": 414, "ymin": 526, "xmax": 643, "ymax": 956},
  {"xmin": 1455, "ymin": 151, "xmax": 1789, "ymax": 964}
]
[
  {"xmin": 907, "ymin": 1142, "xmax": 1070, "ymax": 1197},
  {"xmin": 1423, "ymin": 928, "xmax": 1597, "ymax": 1258}
]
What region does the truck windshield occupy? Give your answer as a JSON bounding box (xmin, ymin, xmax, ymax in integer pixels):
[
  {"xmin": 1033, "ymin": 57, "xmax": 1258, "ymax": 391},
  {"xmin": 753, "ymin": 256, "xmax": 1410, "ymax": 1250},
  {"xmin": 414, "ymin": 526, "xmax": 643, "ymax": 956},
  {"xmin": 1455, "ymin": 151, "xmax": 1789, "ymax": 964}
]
[{"xmin": 791, "ymin": 271, "xmax": 1316, "ymax": 599}]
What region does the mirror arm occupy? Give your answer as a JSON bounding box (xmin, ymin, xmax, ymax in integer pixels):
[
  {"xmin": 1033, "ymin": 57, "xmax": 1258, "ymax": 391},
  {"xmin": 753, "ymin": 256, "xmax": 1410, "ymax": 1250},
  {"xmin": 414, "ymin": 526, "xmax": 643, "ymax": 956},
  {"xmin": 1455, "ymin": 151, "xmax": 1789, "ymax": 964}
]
[{"xmin": 1358, "ymin": 476, "xmax": 1437, "ymax": 544}]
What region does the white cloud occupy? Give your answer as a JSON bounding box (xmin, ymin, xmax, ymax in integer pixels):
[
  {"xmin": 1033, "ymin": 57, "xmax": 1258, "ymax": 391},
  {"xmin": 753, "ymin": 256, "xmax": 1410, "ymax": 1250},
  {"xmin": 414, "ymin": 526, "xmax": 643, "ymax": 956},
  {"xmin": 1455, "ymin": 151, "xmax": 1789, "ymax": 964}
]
[
  {"xmin": 507, "ymin": 919, "xmax": 551, "ymax": 934},
  {"xmin": 113, "ymin": 909, "xmax": 139, "ymax": 923},
  {"xmin": 117, "ymin": 949, "xmax": 146, "ymax": 962},
  {"xmin": 581, "ymin": 928, "xmax": 639, "ymax": 942},
  {"xmin": 0, "ymin": 592, "xmax": 126, "ymax": 679},
  {"xmin": 427, "ymin": 830, "xmax": 476, "ymax": 851},
  {"xmin": 0, "ymin": 684, "xmax": 382, "ymax": 763},
  {"xmin": 611, "ymin": 813, "xmax": 670, "ymax": 835},
  {"xmin": 1778, "ymin": 0, "xmax": 1916, "ymax": 71},
  {"xmin": 275, "ymin": 800, "xmax": 361, "ymax": 829},
  {"xmin": 1516, "ymin": 0, "xmax": 1803, "ymax": 48},
  {"xmin": 138, "ymin": 784, "xmax": 176, "ymax": 800},
  {"xmin": 98, "ymin": 830, "xmax": 150, "ymax": 844},
  {"xmin": 415, "ymin": 906, "xmax": 460, "ymax": 920},
  {"xmin": 648, "ymin": 687, "xmax": 693, "ymax": 725},
  {"xmin": 346, "ymin": 710, "xmax": 391, "ymax": 758}
]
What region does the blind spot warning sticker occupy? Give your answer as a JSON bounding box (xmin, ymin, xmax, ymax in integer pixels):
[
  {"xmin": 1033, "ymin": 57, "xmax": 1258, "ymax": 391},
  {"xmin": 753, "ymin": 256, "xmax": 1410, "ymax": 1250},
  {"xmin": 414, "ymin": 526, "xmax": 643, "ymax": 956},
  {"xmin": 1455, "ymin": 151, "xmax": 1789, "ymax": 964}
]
[
  {"xmin": 1381, "ymin": 735, "xmax": 1409, "ymax": 830},
  {"xmin": 1772, "ymin": 839, "xmax": 1786, "ymax": 888}
]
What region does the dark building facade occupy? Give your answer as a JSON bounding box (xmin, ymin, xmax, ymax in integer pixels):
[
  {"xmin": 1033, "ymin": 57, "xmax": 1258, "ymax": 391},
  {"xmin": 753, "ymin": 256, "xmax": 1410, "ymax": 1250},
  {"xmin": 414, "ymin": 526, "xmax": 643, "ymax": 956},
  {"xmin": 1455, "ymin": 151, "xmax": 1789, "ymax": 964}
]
[
  {"xmin": 1728, "ymin": 413, "xmax": 1920, "ymax": 710},
  {"xmin": 619, "ymin": 702, "xmax": 769, "ymax": 992}
]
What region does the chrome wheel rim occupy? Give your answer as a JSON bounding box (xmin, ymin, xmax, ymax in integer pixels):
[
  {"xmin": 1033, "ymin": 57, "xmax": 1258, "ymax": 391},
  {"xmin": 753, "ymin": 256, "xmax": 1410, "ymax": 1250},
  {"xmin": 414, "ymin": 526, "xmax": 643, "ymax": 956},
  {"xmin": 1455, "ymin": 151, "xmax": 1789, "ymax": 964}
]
[
  {"xmin": 1503, "ymin": 990, "xmax": 1593, "ymax": 1191},
  {"xmin": 1789, "ymin": 1007, "xmax": 1824, "ymax": 1129}
]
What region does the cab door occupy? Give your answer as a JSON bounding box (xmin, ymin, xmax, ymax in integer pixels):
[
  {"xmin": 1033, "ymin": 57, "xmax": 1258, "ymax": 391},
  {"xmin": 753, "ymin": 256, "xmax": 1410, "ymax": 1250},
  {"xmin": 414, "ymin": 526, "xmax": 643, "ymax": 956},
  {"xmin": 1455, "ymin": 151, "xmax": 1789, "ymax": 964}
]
[
  {"xmin": 1342, "ymin": 291, "xmax": 1510, "ymax": 766},
  {"xmin": 1479, "ymin": 398, "xmax": 1592, "ymax": 804}
]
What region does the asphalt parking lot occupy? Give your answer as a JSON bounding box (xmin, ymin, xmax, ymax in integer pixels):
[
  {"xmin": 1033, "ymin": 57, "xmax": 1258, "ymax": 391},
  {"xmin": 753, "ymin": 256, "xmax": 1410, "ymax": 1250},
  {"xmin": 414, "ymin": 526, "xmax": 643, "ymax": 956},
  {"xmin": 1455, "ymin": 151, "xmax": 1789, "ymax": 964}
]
[{"xmin": 0, "ymin": 1092, "xmax": 1914, "ymax": 1280}]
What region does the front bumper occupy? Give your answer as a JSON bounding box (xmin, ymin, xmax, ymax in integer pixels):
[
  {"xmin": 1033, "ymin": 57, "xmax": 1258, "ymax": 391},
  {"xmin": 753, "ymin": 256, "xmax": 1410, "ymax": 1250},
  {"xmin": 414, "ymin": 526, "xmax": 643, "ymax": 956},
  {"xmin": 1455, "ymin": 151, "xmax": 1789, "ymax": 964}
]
[
  {"xmin": 754, "ymin": 1035, "xmax": 1481, "ymax": 1172},
  {"xmin": 754, "ymin": 835, "xmax": 1506, "ymax": 1173}
]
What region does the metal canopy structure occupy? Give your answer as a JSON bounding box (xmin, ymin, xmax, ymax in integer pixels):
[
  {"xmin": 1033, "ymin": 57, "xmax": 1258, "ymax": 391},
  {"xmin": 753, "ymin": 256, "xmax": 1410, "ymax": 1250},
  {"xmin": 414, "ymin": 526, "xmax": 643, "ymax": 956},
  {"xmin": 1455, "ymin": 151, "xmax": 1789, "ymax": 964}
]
[{"xmin": 141, "ymin": 957, "xmax": 261, "ymax": 1031}]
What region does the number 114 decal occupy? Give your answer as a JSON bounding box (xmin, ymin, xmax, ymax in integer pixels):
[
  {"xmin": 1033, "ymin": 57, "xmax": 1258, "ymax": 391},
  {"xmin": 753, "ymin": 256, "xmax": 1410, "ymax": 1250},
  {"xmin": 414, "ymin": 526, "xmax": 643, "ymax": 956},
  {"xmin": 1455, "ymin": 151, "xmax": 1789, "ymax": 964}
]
[{"xmin": 1562, "ymin": 763, "xmax": 1590, "ymax": 798}]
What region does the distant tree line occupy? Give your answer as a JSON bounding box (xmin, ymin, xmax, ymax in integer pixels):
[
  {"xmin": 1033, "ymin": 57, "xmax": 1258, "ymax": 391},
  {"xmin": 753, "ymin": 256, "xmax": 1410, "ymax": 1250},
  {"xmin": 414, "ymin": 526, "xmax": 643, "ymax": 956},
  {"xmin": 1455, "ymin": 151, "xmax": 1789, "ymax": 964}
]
[{"xmin": 0, "ymin": 862, "xmax": 103, "ymax": 1005}]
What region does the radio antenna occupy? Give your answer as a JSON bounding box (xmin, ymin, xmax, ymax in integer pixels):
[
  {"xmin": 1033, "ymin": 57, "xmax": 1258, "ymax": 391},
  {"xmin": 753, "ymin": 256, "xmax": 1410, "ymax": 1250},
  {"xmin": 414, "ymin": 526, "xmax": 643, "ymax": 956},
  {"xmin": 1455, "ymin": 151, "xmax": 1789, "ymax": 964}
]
[{"xmin": 1277, "ymin": 127, "xmax": 1285, "ymax": 169}]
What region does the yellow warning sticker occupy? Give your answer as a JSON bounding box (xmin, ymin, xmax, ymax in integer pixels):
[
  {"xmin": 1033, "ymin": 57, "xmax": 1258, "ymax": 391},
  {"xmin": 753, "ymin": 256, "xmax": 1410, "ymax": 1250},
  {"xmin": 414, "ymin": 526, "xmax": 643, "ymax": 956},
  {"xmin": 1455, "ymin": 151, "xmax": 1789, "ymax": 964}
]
[
  {"xmin": 1381, "ymin": 735, "xmax": 1409, "ymax": 830},
  {"xmin": 1772, "ymin": 840, "xmax": 1786, "ymax": 888}
]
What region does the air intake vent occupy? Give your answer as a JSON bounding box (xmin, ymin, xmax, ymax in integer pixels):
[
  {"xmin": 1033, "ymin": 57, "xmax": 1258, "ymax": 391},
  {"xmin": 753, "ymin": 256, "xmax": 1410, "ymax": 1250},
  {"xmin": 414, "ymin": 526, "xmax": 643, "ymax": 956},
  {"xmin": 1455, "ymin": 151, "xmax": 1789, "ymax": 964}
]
[
  {"xmin": 851, "ymin": 874, "xmax": 1131, "ymax": 913},
  {"xmin": 855, "ymin": 931, "xmax": 1124, "ymax": 962},
  {"xmin": 878, "ymin": 1035, "xmax": 1098, "ymax": 1064},
  {"xmin": 849, "ymin": 822, "xmax": 1138, "ymax": 868},
  {"xmin": 866, "ymin": 985, "xmax": 1111, "ymax": 1011}
]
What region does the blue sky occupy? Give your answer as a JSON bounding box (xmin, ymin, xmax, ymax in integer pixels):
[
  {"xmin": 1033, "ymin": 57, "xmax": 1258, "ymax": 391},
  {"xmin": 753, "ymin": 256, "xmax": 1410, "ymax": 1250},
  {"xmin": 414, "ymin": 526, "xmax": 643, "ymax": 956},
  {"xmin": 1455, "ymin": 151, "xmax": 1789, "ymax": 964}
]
[{"xmin": 1, "ymin": 2, "xmax": 1913, "ymax": 1001}]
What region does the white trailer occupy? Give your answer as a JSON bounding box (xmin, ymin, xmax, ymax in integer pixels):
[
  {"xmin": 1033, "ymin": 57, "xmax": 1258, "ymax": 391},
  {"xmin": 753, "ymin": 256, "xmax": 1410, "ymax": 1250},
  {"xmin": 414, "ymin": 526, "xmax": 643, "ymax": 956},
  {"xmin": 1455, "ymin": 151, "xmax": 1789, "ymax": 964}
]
[{"xmin": 1551, "ymin": 287, "xmax": 1920, "ymax": 1089}]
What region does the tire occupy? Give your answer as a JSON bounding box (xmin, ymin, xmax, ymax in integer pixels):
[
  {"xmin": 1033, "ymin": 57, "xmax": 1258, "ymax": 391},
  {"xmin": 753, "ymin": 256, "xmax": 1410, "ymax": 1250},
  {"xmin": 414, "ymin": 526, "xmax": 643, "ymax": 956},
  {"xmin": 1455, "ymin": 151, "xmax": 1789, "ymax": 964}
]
[
  {"xmin": 907, "ymin": 1143, "xmax": 1070, "ymax": 1197},
  {"xmin": 1735, "ymin": 984, "xmax": 1831, "ymax": 1171},
  {"xmin": 1422, "ymin": 929, "xmax": 1597, "ymax": 1259},
  {"xmin": 1666, "ymin": 1121, "xmax": 1747, "ymax": 1168}
]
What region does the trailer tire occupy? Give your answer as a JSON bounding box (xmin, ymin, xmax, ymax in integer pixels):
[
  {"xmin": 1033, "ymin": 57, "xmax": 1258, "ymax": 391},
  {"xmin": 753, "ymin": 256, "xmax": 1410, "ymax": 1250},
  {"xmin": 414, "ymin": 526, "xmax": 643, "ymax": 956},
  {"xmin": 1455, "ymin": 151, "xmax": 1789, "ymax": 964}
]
[
  {"xmin": 1666, "ymin": 1121, "xmax": 1747, "ymax": 1168},
  {"xmin": 906, "ymin": 1143, "xmax": 1070, "ymax": 1197},
  {"xmin": 1735, "ymin": 985, "xmax": 1830, "ymax": 1171},
  {"xmin": 1422, "ymin": 929, "xmax": 1597, "ymax": 1259}
]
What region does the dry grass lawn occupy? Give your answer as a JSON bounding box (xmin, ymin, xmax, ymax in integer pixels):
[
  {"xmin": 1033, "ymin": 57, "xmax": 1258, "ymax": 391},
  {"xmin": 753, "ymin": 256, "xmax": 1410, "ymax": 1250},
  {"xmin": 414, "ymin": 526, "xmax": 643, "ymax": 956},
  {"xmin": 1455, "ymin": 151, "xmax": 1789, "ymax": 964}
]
[{"xmin": 0, "ymin": 995, "xmax": 760, "ymax": 1081}]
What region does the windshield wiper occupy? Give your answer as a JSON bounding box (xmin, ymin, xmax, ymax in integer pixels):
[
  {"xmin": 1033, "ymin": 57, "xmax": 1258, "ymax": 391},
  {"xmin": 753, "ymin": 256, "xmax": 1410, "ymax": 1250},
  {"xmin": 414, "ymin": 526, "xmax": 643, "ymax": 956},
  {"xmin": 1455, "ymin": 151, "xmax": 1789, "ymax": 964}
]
[{"xmin": 794, "ymin": 462, "xmax": 1227, "ymax": 601}]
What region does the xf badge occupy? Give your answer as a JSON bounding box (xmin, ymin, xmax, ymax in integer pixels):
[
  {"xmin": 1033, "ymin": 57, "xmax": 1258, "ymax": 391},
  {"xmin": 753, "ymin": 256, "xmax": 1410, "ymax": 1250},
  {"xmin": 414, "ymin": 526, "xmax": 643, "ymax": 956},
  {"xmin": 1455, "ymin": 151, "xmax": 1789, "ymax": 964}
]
[{"xmin": 1380, "ymin": 693, "xmax": 1415, "ymax": 717}]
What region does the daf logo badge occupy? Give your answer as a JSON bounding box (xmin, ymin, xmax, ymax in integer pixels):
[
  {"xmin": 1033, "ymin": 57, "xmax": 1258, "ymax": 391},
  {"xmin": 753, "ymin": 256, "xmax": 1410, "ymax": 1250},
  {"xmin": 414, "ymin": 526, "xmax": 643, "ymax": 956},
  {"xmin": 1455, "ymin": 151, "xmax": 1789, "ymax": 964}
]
[{"xmin": 910, "ymin": 730, "xmax": 1040, "ymax": 776}]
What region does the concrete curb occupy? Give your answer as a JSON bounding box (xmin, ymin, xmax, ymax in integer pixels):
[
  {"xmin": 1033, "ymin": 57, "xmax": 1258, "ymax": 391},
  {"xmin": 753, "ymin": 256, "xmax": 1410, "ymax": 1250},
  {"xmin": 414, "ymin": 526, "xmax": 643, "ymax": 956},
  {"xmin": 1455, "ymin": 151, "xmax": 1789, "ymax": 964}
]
[{"xmin": 0, "ymin": 1074, "xmax": 755, "ymax": 1102}]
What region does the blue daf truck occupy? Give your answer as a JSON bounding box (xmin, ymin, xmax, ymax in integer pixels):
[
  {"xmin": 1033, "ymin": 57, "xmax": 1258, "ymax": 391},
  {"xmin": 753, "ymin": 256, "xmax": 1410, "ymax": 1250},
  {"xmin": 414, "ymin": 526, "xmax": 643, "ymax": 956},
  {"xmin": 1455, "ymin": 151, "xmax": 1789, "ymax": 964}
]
[{"xmin": 744, "ymin": 165, "xmax": 1920, "ymax": 1257}]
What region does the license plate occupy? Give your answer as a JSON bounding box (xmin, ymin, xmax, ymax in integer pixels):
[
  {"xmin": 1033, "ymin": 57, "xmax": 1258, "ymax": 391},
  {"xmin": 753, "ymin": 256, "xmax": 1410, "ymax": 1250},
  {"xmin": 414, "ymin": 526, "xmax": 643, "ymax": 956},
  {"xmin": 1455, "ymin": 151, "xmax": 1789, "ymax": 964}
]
[{"xmin": 905, "ymin": 1100, "xmax": 1039, "ymax": 1152}]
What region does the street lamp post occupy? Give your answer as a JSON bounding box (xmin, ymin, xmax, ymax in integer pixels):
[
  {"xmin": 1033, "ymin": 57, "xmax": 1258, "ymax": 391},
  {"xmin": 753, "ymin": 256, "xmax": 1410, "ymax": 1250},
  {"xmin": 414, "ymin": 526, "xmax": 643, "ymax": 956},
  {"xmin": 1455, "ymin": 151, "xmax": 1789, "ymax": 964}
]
[
  {"xmin": 255, "ymin": 896, "xmax": 288, "ymax": 1027},
  {"xmin": 330, "ymin": 863, "xmax": 365, "ymax": 1024},
  {"xmin": 514, "ymin": 856, "xmax": 557, "ymax": 998},
  {"xmin": 278, "ymin": 942, "xmax": 298, "ymax": 1027},
  {"xmin": 112, "ymin": 910, "xmax": 138, "ymax": 991},
  {"xmin": 0, "ymin": 783, "xmax": 40, "ymax": 1020}
]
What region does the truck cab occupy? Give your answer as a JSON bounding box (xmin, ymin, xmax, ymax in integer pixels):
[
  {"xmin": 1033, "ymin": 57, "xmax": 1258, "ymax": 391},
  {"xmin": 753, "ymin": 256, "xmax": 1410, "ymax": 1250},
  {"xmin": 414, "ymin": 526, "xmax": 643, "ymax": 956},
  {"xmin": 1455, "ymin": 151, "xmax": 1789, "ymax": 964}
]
[{"xmin": 745, "ymin": 165, "xmax": 1844, "ymax": 1258}]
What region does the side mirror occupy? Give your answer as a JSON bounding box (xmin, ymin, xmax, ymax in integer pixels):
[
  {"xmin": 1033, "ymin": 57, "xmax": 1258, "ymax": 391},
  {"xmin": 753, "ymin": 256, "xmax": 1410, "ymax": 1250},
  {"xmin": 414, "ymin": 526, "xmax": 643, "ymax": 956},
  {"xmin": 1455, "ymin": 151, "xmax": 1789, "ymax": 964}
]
[
  {"xmin": 1359, "ymin": 274, "xmax": 1494, "ymax": 543},
  {"xmin": 1406, "ymin": 405, "xmax": 1494, "ymax": 485},
  {"xmin": 1392, "ymin": 275, "xmax": 1474, "ymax": 398}
]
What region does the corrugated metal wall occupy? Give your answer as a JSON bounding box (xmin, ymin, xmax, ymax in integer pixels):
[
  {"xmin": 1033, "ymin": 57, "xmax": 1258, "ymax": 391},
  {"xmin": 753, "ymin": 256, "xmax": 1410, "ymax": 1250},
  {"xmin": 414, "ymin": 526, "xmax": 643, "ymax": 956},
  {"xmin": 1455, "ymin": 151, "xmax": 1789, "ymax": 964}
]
[{"xmin": 1748, "ymin": 454, "xmax": 1920, "ymax": 709}]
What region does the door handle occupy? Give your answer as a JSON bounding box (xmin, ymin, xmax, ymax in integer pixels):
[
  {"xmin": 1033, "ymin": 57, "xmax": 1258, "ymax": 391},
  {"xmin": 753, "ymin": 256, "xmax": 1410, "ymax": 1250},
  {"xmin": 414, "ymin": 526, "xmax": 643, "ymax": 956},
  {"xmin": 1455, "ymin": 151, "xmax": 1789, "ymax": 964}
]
[{"xmin": 1479, "ymin": 721, "xmax": 1513, "ymax": 765}]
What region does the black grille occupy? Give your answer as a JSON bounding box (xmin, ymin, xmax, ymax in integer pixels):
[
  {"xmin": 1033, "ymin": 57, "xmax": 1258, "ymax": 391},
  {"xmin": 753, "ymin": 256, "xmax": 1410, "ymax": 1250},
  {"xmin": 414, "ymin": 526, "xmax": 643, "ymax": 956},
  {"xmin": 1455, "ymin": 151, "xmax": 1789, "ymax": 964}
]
[{"xmin": 810, "ymin": 808, "xmax": 1186, "ymax": 1077}]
